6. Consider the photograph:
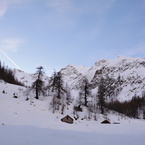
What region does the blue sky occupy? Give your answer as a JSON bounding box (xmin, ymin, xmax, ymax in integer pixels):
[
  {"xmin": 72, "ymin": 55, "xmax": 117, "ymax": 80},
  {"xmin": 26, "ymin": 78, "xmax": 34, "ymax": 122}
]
[{"xmin": 0, "ymin": 0, "xmax": 145, "ymax": 76}]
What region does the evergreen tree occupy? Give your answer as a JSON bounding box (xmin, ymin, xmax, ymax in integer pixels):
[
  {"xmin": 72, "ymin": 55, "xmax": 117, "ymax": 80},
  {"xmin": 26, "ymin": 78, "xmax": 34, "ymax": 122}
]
[
  {"xmin": 31, "ymin": 66, "xmax": 45, "ymax": 99},
  {"xmin": 97, "ymin": 77, "xmax": 106, "ymax": 114},
  {"xmin": 143, "ymin": 110, "xmax": 145, "ymax": 119},
  {"xmin": 0, "ymin": 60, "xmax": 23, "ymax": 86},
  {"xmin": 55, "ymin": 71, "xmax": 66, "ymax": 99},
  {"xmin": 48, "ymin": 71, "xmax": 66, "ymax": 99},
  {"xmin": 79, "ymin": 77, "xmax": 91, "ymax": 107},
  {"xmin": 49, "ymin": 71, "xmax": 66, "ymax": 113},
  {"xmin": 48, "ymin": 70, "xmax": 57, "ymax": 92}
]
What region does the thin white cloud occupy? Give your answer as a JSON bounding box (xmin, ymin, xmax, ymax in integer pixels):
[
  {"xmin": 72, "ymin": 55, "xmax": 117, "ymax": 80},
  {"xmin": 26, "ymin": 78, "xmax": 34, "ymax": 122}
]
[
  {"xmin": 39, "ymin": 0, "xmax": 75, "ymax": 30},
  {"xmin": 47, "ymin": 0, "xmax": 72, "ymax": 14},
  {"xmin": 0, "ymin": 38, "xmax": 25, "ymax": 52},
  {"xmin": 126, "ymin": 44, "xmax": 145, "ymax": 57},
  {"xmin": 45, "ymin": 0, "xmax": 117, "ymax": 30},
  {"xmin": 0, "ymin": 0, "xmax": 25, "ymax": 17},
  {"xmin": 0, "ymin": 0, "xmax": 7, "ymax": 17}
]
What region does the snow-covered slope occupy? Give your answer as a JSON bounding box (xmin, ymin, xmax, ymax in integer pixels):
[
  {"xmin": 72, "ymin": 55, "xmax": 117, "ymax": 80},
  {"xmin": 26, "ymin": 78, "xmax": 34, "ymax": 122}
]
[
  {"xmin": 10, "ymin": 56, "xmax": 145, "ymax": 102},
  {"xmin": 0, "ymin": 77, "xmax": 139, "ymax": 128},
  {"xmin": 1, "ymin": 57, "xmax": 145, "ymax": 145},
  {"xmin": 13, "ymin": 69, "xmax": 49, "ymax": 87},
  {"xmin": 0, "ymin": 81, "xmax": 145, "ymax": 145},
  {"xmin": 60, "ymin": 56, "xmax": 145, "ymax": 101},
  {"xmin": 60, "ymin": 65, "xmax": 90, "ymax": 89},
  {"xmin": 92, "ymin": 56, "xmax": 145, "ymax": 101},
  {"xmin": 12, "ymin": 56, "xmax": 145, "ymax": 101}
]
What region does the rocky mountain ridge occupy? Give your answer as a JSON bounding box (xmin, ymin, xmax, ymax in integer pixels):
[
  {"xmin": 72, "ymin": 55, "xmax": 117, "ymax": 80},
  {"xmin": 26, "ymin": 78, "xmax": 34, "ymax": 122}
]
[
  {"xmin": 7, "ymin": 56, "xmax": 145, "ymax": 102},
  {"xmin": 1, "ymin": 56, "xmax": 145, "ymax": 119},
  {"xmin": 60, "ymin": 56, "xmax": 145, "ymax": 101}
]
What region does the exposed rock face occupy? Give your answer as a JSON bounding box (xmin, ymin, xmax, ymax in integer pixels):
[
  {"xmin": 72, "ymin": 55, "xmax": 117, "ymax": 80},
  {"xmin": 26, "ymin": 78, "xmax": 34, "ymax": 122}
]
[
  {"xmin": 13, "ymin": 56, "xmax": 145, "ymax": 101},
  {"xmin": 60, "ymin": 56, "xmax": 145, "ymax": 101}
]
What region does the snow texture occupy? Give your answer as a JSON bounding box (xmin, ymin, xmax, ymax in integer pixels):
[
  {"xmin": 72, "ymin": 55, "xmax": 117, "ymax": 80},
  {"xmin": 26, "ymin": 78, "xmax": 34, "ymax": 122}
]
[{"xmin": 1, "ymin": 56, "xmax": 145, "ymax": 145}]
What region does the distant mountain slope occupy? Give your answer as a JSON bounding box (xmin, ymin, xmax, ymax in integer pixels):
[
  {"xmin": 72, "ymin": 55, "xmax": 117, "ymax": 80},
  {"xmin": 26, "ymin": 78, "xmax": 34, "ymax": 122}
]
[
  {"xmin": 60, "ymin": 56, "xmax": 145, "ymax": 101},
  {"xmin": 1, "ymin": 56, "xmax": 145, "ymax": 121},
  {"xmin": 3, "ymin": 56, "xmax": 145, "ymax": 102},
  {"xmin": 13, "ymin": 69, "xmax": 49, "ymax": 87}
]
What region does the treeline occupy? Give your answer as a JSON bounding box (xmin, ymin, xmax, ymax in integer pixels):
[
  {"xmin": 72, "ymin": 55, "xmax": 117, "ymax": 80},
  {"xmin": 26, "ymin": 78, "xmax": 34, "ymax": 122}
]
[
  {"xmin": 0, "ymin": 61, "xmax": 24, "ymax": 86},
  {"xmin": 27, "ymin": 66, "xmax": 72, "ymax": 114},
  {"xmin": 28, "ymin": 66, "xmax": 145, "ymax": 120},
  {"xmin": 106, "ymin": 95, "xmax": 145, "ymax": 119}
]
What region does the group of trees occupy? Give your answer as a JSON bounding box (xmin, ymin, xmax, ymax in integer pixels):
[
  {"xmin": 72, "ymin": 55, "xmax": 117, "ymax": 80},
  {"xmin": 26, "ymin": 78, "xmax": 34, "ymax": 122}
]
[
  {"xmin": 106, "ymin": 95, "xmax": 145, "ymax": 118},
  {"xmin": 29, "ymin": 66, "xmax": 145, "ymax": 119},
  {"xmin": 78, "ymin": 77, "xmax": 91, "ymax": 107},
  {"xmin": 30, "ymin": 67, "xmax": 68, "ymax": 100},
  {"xmin": 72, "ymin": 76, "xmax": 108, "ymax": 120},
  {"xmin": 1, "ymin": 60, "xmax": 144, "ymax": 119},
  {"xmin": 76, "ymin": 75, "xmax": 119, "ymax": 116},
  {"xmin": 29, "ymin": 66, "xmax": 72, "ymax": 114},
  {"xmin": 0, "ymin": 61, "xmax": 23, "ymax": 86},
  {"xmin": 48, "ymin": 70, "xmax": 72, "ymax": 114},
  {"xmin": 73, "ymin": 75, "xmax": 145, "ymax": 120}
]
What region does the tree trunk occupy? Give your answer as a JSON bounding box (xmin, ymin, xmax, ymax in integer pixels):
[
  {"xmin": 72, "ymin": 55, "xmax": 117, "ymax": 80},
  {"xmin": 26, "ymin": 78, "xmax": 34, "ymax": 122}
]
[{"xmin": 35, "ymin": 85, "xmax": 39, "ymax": 99}]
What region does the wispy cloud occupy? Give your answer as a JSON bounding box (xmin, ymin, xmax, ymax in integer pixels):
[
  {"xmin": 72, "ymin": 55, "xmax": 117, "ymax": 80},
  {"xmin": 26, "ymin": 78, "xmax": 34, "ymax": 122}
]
[
  {"xmin": 47, "ymin": 0, "xmax": 72, "ymax": 14},
  {"xmin": 45, "ymin": 0, "xmax": 117, "ymax": 30},
  {"xmin": 0, "ymin": 0, "xmax": 7, "ymax": 17},
  {"xmin": 0, "ymin": 38, "xmax": 25, "ymax": 52},
  {"xmin": 0, "ymin": 0, "xmax": 25, "ymax": 17},
  {"xmin": 126, "ymin": 43, "xmax": 145, "ymax": 57},
  {"xmin": 39, "ymin": 0, "xmax": 75, "ymax": 29}
]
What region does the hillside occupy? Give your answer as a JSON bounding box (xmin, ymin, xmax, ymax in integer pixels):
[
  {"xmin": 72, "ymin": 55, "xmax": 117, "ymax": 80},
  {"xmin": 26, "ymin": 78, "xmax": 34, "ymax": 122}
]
[
  {"xmin": 0, "ymin": 77, "xmax": 145, "ymax": 145},
  {"xmin": 0, "ymin": 56, "xmax": 145, "ymax": 145},
  {"xmin": 9, "ymin": 56, "xmax": 145, "ymax": 102},
  {"xmin": 13, "ymin": 69, "xmax": 49, "ymax": 87},
  {"xmin": 1, "ymin": 56, "xmax": 145, "ymax": 119},
  {"xmin": 60, "ymin": 56, "xmax": 145, "ymax": 101}
]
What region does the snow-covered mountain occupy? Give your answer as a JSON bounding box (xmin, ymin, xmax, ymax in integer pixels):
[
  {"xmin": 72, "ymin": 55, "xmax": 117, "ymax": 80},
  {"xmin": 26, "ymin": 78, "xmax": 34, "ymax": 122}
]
[
  {"xmin": 60, "ymin": 65, "xmax": 90, "ymax": 89},
  {"xmin": 60, "ymin": 56, "xmax": 145, "ymax": 101},
  {"xmin": 13, "ymin": 69, "xmax": 49, "ymax": 87},
  {"xmin": 1, "ymin": 56, "xmax": 145, "ymax": 145},
  {"xmin": 1, "ymin": 56, "xmax": 145, "ymax": 116},
  {"xmin": 10, "ymin": 56, "xmax": 145, "ymax": 101}
]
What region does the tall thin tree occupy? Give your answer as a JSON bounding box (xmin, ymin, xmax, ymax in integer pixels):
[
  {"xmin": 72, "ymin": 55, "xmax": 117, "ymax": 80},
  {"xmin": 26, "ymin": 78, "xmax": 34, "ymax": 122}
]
[
  {"xmin": 80, "ymin": 77, "xmax": 91, "ymax": 107},
  {"xmin": 31, "ymin": 66, "xmax": 45, "ymax": 99},
  {"xmin": 48, "ymin": 71, "xmax": 66, "ymax": 99},
  {"xmin": 97, "ymin": 77, "xmax": 106, "ymax": 114}
]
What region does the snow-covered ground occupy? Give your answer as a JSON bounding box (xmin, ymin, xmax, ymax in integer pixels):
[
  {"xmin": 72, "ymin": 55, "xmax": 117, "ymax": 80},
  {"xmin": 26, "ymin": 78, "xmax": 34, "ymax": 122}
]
[
  {"xmin": 0, "ymin": 81, "xmax": 145, "ymax": 145},
  {"xmin": 0, "ymin": 123, "xmax": 145, "ymax": 145}
]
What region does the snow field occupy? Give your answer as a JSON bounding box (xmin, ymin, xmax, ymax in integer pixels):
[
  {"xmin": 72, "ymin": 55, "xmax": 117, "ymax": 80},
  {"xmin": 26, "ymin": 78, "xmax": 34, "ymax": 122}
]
[
  {"xmin": 0, "ymin": 123, "xmax": 145, "ymax": 145},
  {"xmin": 1, "ymin": 87, "xmax": 145, "ymax": 145}
]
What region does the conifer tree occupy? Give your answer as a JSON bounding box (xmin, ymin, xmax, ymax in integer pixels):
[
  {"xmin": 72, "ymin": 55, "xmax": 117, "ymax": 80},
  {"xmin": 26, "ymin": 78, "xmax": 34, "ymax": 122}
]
[
  {"xmin": 97, "ymin": 77, "xmax": 106, "ymax": 114},
  {"xmin": 55, "ymin": 71, "xmax": 66, "ymax": 99},
  {"xmin": 31, "ymin": 66, "xmax": 45, "ymax": 99},
  {"xmin": 80, "ymin": 77, "xmax": 91, "ymax": 107},
  {"xmin": 48, "ymin": 71, "xmax": 66, "ymax": 99},
  {"xmin": 48, "ymin": 70, "xmax": 57, "ymax": 92}
]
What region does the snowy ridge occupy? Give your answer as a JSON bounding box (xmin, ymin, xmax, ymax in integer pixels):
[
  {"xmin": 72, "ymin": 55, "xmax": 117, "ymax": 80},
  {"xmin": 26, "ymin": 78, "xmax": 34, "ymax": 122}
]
[
  {"xmin": 1, "ymin": 56, "xmax": 145, "ymax": 145},
  {"xmin": 12, "ymin": 56, "xmax": 145, "ymax": 101},
  {"xmin": 13, "ymin": 69, "xmax": 49, "ymax": 87},
  {"xmin": 60, "ymin": 65, "xmax": 90, "ymax": 89},
  {"xmin": 0, "ymin": 79, "xmax": 145, "ymax": 145},
  {"xmin": 60, "ymin": 56, "xmax": 145, "ymax": 101}
]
